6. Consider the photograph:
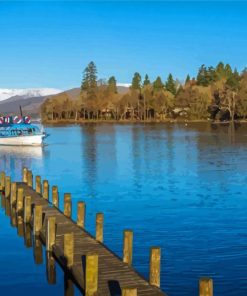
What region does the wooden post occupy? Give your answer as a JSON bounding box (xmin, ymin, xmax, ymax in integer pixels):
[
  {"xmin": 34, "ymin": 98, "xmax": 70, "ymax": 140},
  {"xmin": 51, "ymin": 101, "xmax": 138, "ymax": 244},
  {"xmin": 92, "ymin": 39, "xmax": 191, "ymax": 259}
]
[
  {"xmin": 77, "ymin": 201, "xmax": 86, "ymax": 228},
  {"xmin": 10, "ymin": 182, "xmax": 17, "ymax": 205},
  {"xmin": 64, "ymin": 193, "xmax": 72, "ymax": 218},
  {"xmin": 149, "ymin": 247, "xmax": 161, "ymax": 287},
  {"xmin": 52, "ymin": 186, "xmax": 59, "ymax": 207},
  {"xmin": 199, "ymin": 278, "xmax": 213, "ymax": 296},
  {"xmin": 85, "ymin": 254, "xmax": 98, "ymax": 296},
  {"xmin": 5, "ymin": 176, "xmax": 11, "ymax": 198},
  {"xmin": 34, "ymin": 205, "xmax": 43, "ymax": 234},
  {"xmin": 17, "ymin": 187, "xmax": 24, "ymax": 213},
  {"xmin": 64, "ymin": 233, "xmax": 74, "ymax": 267},
  {"xmin": 96, "ymin": 213, "xmax": 104, "ymax": 243},
  {"xmin": 123, "ymin": 230, "xmax": 133, "ymax": 266},
  {"xmin": 24, "ymin": 195, "xmax": 32, "ymax": 223},
  {"xmin": 27, "ymin": 170, "xmax": 33, "ymax": 187},
  {"xmin": 0, "ymin": 171, "xmax": 5, "ymax": 190},
  {"xmin": 122, "ymin": 288, "xmax": 137, "ymax": 296},
  {"xmin": 46, "ymin": 217, "xmax": 56, "ymax": 251},
  {"xmin": 43, "ymin": 180, "xmax": 49, "ymax": 200},
  {"xmin": 22, "ymin": 167, "xmax": 28, "ymax": 183},
  {"xmin": 35, "ymin": 175, "xmax": 42, "ymax": 194}
]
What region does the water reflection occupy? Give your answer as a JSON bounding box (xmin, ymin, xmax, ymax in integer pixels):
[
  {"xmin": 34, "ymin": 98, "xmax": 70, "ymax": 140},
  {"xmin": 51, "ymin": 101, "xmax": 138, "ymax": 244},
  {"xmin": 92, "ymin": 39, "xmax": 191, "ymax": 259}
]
[
  {"xmin": 46, "ymin": 252, "xmax": 56, "ymax": 284},
  {"xmin": 0, "ymin": 193, "xmax": 80, "ymax": 295},
  {"xmin": 0, "ymin": 146, "xmax": 44, "ymax": 180}
]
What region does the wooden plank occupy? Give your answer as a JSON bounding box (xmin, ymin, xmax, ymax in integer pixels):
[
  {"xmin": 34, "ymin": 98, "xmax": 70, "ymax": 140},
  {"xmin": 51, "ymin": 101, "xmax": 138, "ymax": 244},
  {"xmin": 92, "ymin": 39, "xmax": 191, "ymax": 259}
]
[{"xmin": 15, "ymin": 182, "xmax": 166, "ymax": 296}]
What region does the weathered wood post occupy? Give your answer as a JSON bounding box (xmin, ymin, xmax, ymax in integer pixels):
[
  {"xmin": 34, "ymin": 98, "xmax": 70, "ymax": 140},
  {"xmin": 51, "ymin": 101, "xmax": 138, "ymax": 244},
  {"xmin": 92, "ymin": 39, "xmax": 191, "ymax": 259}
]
[
  {"xmin": 43, "ymin": 180, "xmax": 49, "ymax": 200},
  {"xmin": 64, "ymin": 193, "xmax": 72, "ymax": 218},
  {"xmin": 22, "ymin": 167, "xmax": 28, "ymax": 183},
  {"xmin": 10, "ymin": 182, "xmax": 17, "ymax": 205},
  {"xmin": 34, "ymin": 205, "xmax": 43, "ymax": 234},
  {"xmin": 77, "ymin": 201, "xmax": 86, "ymax": 228},
  {"xmin": 64, "ymin": 233, "xmax": 74, "ymax": 267},
  {"xmin": 199, "ymin": 278, "xmax": 213, "ymax": 296},
  {"xmin": 35, "ymin": 175, "xmax": 42, "ymax": 194},
  {"xmin": 0, "ymin": 171, "xmax": 5, "ymax": 190},
  {"xmin": 24, "ymin": 195, "xmax": 32, "ymax": 223},
  {"xmin": 5, "ymin": 176, "xmax": 11, "ymax": 198},
  {"xmin": 122, "ymin": 288, "xmax": 137, "ymax": 296},
  {"xmin": 52, "ymin": 186, "xmax": 59, "ymax": 207},
  {"xmin": 46, "ymin": 217, "xmax": 56, "ymax": 252},
  {"xmin": 149, "ymin": 247, "xmax": 161, "ymax": 287},
  {"xmin": 96, "ymin": 213, "xmax": 104, "ymax": 243},
  {"xmin": 17, "ymin": 187, "xmax": 24, "ymax": 213},
  {"xmin": 27, "ymin": 170, "xmax": 33, "ymax": 187},
  {"xmin": 123, "ymin": 230, "xmax": 133, "ymax": 266},
  {"xmin": 85, "ymin": 254, "xmax": 98, "ymax": 296}
]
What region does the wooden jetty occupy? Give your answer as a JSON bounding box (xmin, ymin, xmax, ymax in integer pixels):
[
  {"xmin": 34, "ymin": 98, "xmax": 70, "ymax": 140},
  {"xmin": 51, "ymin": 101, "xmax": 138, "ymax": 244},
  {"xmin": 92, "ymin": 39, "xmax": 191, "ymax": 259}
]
[{"xmin": 0, "ymin": 169, "xmax": 213, "ymax": 296}]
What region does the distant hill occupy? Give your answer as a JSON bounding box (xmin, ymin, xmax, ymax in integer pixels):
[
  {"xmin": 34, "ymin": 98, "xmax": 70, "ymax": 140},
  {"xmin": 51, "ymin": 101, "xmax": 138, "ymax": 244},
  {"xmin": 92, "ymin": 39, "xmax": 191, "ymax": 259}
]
[{"xmin": 0, "ymin": 86, "xmax": 129, "ymax": 118}]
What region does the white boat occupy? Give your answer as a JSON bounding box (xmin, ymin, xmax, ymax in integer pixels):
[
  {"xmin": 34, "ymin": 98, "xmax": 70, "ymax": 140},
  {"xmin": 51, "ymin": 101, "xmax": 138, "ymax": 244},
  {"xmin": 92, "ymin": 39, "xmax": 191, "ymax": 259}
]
[{"xmin": 0, "ymin": 116, "xmax": 46, "ymax": 146}]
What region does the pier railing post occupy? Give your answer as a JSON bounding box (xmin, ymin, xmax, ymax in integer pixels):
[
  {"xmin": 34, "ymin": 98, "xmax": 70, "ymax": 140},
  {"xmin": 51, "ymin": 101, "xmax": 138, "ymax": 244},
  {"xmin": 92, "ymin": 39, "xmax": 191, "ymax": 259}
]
[
  {"xmin": 0, "ymin": 171, "xmax": 5, "ymax": 190},
  {"xmin": 27, "ymin": 170, "xmax": 33, "ymax": 188},
  {"xmin": 5, "ymin": 176, "xmax": 11, "ymax": 198},
  {"xmin": 199, "ymin": 278, "xmax": 213, "ymax": 296},
  {"xmin": 17, "ymin": 187, "xmax": 24, "ymax": 213},
  {"xmin": 52, "ymin": 186, "xmax": 59, "ymax": 207},
  {"xmin": 64, "ymin": 193, "xmax": 72, "ymax": 218},
  {"xmin": 24, "ymin": 195, "xmax": 32, "ymax": 223},
  {"xmin": 77, "ymin": 201, "xmax": 86, "ymax": 228},
  {"xmin": 35, "ymin": 175, "xmax": 42, "ymax": 194},
  {"xmin": 34, "ymin": 205, "xmax": 43, "ymax": 234},
  {"xmin": 121, "ymin": 288, "xmax": 137, "ymax": 296},
  {"xmin": 85, "ymin": 254, "xmax": 98, "ymax": 296},
  {"xmin": 10, "ymin": 182, "xmax": 17, "ymax": 205},
  {"xmin": 96, "ymin": 213, "xmax": 104, "ymax": 242},
  {"xmin": 22, "ymin": 167, "xmax": 28, "ymax": 183},
  {"xmin": 123, "ymin": 230, "xmax": 133, "ymax": 266},
  {"xmin": 149, "ymin": 247, "xmax": 161, "ymax": 287},
  {"xmin": 43, "ymin": 180, "xmax": 49, "ymax": 200},
  {"xmin": 46, "ymin": 217, "xmax": 56, "ymax": 251},
  {"xmin": 64, "ymin": 233, "xmax": 74, "ymax": 267}
]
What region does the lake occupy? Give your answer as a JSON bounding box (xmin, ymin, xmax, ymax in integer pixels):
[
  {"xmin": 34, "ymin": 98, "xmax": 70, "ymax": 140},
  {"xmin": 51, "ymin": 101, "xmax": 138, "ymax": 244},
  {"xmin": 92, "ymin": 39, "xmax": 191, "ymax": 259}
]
[{"xmin": 1, "ymin": 122, "xmax": 247, "ymax": 296}]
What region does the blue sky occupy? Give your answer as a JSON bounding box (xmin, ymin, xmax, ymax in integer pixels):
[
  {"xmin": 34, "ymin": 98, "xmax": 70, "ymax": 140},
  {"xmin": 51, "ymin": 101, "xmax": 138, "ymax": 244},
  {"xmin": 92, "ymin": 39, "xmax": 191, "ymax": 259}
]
[{"xmin": 0, "ymin": 1, "xmax": 247, "ymax": 89}]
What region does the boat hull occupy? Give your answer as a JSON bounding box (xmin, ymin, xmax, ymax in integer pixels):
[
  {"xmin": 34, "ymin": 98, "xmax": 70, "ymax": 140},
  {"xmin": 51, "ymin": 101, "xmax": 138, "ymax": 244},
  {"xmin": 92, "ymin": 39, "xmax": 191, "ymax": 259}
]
[{"xmin": 0, "ymin": 134, "xmax": 44, "ymax": 146}]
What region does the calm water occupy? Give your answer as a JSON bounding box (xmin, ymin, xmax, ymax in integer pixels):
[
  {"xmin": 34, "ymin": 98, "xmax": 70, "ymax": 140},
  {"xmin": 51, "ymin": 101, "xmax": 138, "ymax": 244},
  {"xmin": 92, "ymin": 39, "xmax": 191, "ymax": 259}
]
[{"xmin": 1, "ymin": 122, "xmax": 247, "ymax": 296}]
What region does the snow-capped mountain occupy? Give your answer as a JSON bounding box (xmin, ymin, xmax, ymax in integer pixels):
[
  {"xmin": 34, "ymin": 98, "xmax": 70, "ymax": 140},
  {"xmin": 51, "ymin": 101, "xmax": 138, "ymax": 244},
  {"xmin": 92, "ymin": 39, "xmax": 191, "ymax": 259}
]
[{"xmin": 0, "ymin": 88, "xmax": 63, "ymax": 102}]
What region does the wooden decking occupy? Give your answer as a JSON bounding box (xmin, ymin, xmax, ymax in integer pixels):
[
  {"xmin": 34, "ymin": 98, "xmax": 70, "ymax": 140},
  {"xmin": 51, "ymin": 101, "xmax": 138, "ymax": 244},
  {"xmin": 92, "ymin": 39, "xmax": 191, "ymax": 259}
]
[{"xmin": 0, "ymin": 171, "xmax": 167, "ymax": 296}]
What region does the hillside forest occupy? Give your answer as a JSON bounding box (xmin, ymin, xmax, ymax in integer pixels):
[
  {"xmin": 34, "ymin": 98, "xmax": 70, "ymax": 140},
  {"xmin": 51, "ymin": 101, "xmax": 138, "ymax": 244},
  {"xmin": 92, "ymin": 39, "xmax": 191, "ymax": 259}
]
[{"xmin": 41, "ymin": 62, "xmax": 247, "ymax": 122}]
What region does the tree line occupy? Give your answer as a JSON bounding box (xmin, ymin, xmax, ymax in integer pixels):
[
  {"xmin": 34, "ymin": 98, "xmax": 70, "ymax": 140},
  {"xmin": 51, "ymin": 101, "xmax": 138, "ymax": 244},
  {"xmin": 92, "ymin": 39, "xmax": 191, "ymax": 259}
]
[{"xmin": 41, "ymin": 61, "xmax": 247, "ymax": 122}]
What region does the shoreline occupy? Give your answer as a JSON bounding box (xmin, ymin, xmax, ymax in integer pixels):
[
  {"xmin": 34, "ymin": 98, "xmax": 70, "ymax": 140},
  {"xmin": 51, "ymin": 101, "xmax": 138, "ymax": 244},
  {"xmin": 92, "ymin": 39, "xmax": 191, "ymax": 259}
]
[{"xmin": 41, "ymin": 119, "xmax": 247, "ymax": 125}]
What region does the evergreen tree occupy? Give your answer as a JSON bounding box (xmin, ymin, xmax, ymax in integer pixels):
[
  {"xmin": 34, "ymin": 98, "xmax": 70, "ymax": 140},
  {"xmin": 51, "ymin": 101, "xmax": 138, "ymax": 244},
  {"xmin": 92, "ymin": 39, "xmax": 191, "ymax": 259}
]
[
  {"xmin": 225, "ymin": 64, "xmax": 233, "ymax": 79},
  {"xmin": 185, "ymin": 74, "xmax": 190, "ymax": 84},
  {"xmin": 81, "ymin": 61, "xmax": 98, "ymax": 93},
  {"xmin": 143, "ymin": 74, "xmax": 151, "ymax": 86},
  {"xmin": 165, "ymin": 74, "xmax": 177, "ymax": 95},
  {"xmin": 153, "ymin": 76, "xmax": 164, "ymax": 92},
  {"xmin": 108, "ymin": 76, "xmax": 117, "ymax": 93},
  {"xmin": 216, "ymin": 62, "xmax": 225, "ymax": 79},
  {"xmin": 197, "ymin": 64, "xmax": 209, "ymax": 86},
  {"xmin": 131, "ymin": 72, "xmax": 142, "ymax": 90},
  {"xmin": 207, "ymin": 66, "xmax": 217, "ymax": 83},
  {"xmin": 226, "ymin": 69, "xmax": 240, "ymax": 91}
]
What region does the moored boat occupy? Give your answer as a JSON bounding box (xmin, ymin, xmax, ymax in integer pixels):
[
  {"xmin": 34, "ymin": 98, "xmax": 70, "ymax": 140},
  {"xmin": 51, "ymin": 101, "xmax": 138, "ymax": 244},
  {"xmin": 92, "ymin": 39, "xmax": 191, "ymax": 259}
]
[{"xmin": 0, "ymin": 115, "xmax": 46, "ymax": 146}]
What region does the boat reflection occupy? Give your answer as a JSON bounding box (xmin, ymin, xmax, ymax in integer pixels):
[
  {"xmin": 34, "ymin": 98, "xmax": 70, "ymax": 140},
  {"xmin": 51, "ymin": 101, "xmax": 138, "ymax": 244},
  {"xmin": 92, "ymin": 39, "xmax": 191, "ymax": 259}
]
[
  {"xmin": 0, "ymin": 146, "xmax": 44, "ymax": 177},
  {"xmin": 0, "ymin": 145, "xmax": 43, "ymax": 159}
]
